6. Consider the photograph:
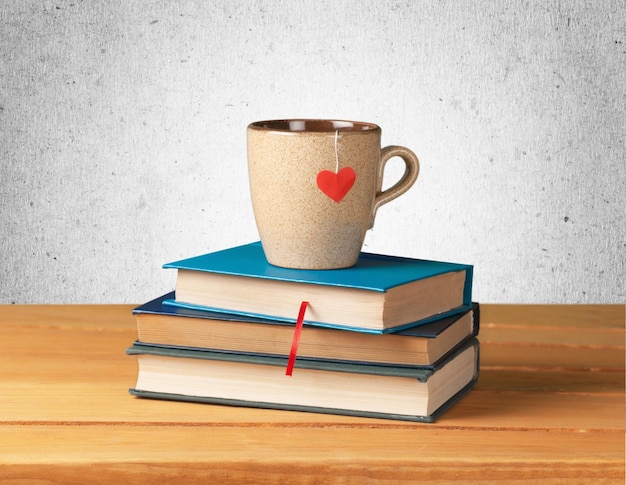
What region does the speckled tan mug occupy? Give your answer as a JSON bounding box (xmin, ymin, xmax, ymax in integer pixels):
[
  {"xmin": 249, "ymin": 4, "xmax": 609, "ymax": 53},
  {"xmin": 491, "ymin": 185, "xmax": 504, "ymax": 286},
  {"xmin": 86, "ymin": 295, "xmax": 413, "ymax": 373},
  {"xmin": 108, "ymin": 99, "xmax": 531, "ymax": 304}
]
[{"xmin": 247, "ymin": 119, "xmax": 420, "ymax": 269}]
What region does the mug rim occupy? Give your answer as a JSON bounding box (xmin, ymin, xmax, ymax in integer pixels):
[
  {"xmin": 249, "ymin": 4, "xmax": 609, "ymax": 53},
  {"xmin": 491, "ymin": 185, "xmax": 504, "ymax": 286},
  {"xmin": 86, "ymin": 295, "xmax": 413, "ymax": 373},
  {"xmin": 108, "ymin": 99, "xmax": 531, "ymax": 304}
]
[{"xmin": 248, "ymin": 119, "xmax": 380, "ymax": 133}]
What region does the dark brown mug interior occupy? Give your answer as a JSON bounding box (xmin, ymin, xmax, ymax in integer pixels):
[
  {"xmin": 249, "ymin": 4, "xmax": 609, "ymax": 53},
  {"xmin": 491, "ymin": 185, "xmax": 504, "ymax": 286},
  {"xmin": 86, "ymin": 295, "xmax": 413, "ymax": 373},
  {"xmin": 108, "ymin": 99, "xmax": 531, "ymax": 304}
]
[{"xmin": 250, "ymin": 119, "xmax": 379, "ymax": 132}]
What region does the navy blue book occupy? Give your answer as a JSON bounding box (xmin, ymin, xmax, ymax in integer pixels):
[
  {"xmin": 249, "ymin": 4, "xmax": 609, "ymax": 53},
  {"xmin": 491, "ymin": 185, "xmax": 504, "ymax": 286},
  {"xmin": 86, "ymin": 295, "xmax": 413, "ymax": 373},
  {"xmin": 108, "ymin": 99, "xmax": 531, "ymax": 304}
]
[
  {"xmin": 127, "ymin": 337, "xmax": 479, "ymax": 423},
  {"xmin": 163, "ymin": 242, "xmax": 473, "ymax": 333},
  {"xmin": 134, "ymin": 293, "xmax": 479, "ymax": 366}
]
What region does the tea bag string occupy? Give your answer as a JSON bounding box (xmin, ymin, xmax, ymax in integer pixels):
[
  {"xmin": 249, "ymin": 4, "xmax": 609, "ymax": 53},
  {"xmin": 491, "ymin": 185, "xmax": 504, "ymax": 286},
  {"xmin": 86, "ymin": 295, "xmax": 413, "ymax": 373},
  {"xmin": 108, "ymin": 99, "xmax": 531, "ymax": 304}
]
[{"xmin": 334, "ymin": 130, "xmax": 339, "ymax": 173}]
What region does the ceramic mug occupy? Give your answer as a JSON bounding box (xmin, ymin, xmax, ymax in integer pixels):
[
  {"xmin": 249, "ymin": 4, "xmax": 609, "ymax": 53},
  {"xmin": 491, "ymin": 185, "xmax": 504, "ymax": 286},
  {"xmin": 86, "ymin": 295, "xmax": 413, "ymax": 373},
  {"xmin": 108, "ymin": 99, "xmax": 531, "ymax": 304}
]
[{"xmin": 247, "ymin": 119, "xmax": 420, "ymax": 269}]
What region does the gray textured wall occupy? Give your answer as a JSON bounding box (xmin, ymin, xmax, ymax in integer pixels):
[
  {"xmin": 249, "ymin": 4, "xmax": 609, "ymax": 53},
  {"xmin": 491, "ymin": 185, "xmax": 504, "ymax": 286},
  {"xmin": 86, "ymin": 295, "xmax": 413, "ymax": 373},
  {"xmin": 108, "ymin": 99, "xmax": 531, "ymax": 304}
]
[{"xmin": 2, "ymin": 1, "xmax": 624, "ymax": 304}]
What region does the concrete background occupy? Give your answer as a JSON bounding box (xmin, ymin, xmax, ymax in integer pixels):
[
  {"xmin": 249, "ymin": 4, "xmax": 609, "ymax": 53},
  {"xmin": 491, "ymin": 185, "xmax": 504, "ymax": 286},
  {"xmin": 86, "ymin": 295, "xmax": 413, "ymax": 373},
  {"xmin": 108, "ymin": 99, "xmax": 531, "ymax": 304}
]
[{"xmin": 1, "ymin": 0, "xmax": 624, "ymax": 304}]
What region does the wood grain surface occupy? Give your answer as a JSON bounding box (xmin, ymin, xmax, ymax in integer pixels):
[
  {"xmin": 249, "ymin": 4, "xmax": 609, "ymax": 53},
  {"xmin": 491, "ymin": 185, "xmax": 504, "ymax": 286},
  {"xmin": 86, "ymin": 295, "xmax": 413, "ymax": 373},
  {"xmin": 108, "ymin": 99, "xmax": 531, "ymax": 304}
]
[{"xmin": 0, "ymin": 304, "xmax": 623, "ymax": 483}]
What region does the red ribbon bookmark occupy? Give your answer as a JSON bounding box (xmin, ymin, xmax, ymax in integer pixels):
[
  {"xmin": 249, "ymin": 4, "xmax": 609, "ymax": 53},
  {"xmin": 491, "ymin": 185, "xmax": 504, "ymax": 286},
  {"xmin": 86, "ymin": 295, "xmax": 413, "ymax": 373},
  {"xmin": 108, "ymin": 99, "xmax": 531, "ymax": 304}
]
[{"xmin": 286, "ymin": 301, "xmax": 309, "ymax": 376}]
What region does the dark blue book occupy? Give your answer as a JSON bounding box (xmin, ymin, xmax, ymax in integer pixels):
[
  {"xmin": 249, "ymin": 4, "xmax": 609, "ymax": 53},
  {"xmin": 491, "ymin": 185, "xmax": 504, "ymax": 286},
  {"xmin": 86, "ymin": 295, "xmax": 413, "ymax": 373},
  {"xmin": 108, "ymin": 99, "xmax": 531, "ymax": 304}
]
[
  {"xmin": 134, "ymin": 293, "xmax": 479, "ymax": 366},
  {"xmin": 162, "ymin": 242, "xmax": 473, "ymax": 334}
]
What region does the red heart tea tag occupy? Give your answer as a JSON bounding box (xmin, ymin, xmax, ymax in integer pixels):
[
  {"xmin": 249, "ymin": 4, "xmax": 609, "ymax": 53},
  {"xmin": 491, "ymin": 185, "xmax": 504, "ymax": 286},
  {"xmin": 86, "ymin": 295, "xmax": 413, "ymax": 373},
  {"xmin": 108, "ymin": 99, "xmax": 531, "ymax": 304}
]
[{"xmin": 316, "ymin": 167, "xmax": 356, "ymax": 203}]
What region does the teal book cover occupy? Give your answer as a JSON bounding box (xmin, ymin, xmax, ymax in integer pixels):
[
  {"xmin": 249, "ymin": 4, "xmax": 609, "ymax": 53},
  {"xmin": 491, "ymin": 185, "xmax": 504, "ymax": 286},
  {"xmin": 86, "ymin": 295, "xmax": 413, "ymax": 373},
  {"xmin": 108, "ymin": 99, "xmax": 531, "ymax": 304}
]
[
  {"xmin": 164, "ymin": 241, "xmax": 473, "ymax": 294},
  {"xmin": 162, "ymin": 242, "xmax": 473, "ymax": 333}
]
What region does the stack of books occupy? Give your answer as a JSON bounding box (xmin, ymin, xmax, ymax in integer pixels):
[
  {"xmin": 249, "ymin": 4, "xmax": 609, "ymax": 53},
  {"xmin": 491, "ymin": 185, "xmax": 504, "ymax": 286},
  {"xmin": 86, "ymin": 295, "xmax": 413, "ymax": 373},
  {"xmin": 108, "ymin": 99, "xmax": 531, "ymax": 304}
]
[{"xmin": 127, "ymin": 241, "xmax": 479, "ymax": 422}]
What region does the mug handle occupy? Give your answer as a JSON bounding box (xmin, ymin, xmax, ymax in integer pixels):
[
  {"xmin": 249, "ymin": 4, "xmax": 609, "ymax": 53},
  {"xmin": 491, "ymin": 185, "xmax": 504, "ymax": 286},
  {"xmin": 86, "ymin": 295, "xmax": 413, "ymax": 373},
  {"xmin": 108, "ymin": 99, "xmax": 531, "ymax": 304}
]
[{"xmin": 369, "ymin": 145, "xmax": 420, "ymax": 228}]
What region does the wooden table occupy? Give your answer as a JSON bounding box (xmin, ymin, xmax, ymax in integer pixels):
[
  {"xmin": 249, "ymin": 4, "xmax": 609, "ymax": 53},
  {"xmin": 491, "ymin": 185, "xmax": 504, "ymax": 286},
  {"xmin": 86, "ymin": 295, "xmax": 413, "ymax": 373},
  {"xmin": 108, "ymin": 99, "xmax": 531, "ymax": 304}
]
[{"xmin": 0, "ymin": 304, "xmax": 623, "ymax": 483}]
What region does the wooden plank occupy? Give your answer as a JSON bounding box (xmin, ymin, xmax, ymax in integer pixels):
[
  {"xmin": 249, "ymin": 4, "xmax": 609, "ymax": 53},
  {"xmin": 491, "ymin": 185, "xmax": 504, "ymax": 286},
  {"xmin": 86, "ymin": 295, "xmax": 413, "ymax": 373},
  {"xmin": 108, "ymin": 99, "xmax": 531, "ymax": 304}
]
[
  {"xmin": 480, "ymin": 342, "xmax": 624, "ymax": 369},
  {"xmin": 0, "ymin": 304, "xmax": 136, "ymax": 330},
  {"xmin": 477, "ymin": 368, "xmax": 625, "ymax": 394},
  {"xmin": 480, "ymin": 323, "xmax": 624, "ymax": 346},
  {"xmin": 0, "ymin": 426, "xmax": 623, "ymax": 483},
  {"xmin": 1, "ymin": 463, "xmax": 623, "ymax": 485},
  {"xmin": 0, "ymin": 380, "xmax": 622, "ymax": 431},
  {"xmin": 481, "ymin": 304, "xmax": 625, "ymax": 329}
]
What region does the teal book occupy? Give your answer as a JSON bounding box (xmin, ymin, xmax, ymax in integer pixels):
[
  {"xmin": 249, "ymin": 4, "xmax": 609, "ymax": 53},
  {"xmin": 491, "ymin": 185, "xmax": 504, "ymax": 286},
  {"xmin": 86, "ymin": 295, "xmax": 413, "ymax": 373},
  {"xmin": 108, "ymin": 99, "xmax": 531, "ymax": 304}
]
[
  {"xmin": 127, "ymin": 338, "xmax": 479, "ymax": 423},
  {"xmin": 163, "ymin": 242, "xmax": 473, "ymax": 334}
]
